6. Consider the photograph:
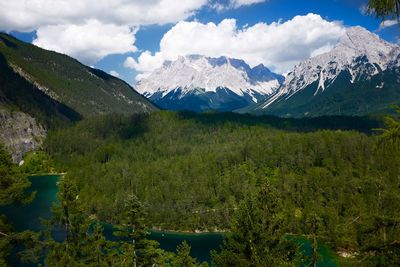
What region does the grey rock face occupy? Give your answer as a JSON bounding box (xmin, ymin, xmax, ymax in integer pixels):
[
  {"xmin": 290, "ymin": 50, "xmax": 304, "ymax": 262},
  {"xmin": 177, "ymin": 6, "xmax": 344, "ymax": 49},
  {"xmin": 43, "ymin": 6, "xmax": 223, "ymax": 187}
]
[{"xmin": 0, "ymin": 108, "xmax": 46, "ymax": 163}]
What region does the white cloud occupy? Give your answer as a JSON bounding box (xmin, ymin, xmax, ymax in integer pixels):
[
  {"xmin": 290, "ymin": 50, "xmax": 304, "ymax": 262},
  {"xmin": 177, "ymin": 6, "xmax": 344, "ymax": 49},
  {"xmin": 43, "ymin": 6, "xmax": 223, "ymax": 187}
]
[
  {"xmin": 109, "ymin": 70, "xmax": 120, "ymax": 77},
  {"xmin": 378, "ymin": 20, "xmax": 398, "ymax": 31},
  {"xmin": 1, "ymin": 0, "xmax": 208, "ymax": 64},
  {"xmin": 210, "ymin": 0, "xmax": 266, "ymax": 11},
  {"xmin": 231, "ymin": 0, "xmax": 266, "ymax": 8},
  {"xmin": 0, "ymin": 0, "xmax": 208, "ymax": 32},
  {"xmin": 359, "ymin": 4, "xmax": 369, "ymax": 16},
  {"xmin": 124, "ymin": 51, "xmax": 165, "ymax": 81},
  {"xmin": 126, "ymin": 13, "xmax": 346, "ymax": 79},
  {"xmin": 33, "ymin": 20, "xmax": 137, "ymax": 65},
  {"xmin": 124, "ymin": 51, "xmax": 164, "ymax": 72}
]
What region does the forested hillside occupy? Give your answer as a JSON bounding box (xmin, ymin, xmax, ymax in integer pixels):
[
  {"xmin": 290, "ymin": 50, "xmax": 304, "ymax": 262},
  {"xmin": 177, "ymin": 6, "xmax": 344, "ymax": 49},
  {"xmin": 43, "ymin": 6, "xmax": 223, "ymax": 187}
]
[
  {"xmin": 41, "ymin": 111, "xmax": 400, "ymax": 265},
  {"xmin": 0, "ymin": 32, "xmax": 158, "ymax": 161},
  {"xmin": 0, "ymin": 33, "xmax": 157, "ymax": 129}
]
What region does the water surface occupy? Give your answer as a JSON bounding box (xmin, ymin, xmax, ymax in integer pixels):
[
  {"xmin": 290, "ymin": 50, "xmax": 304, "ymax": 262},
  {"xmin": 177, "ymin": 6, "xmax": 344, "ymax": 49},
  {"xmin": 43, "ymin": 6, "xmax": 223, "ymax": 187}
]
[{"xmin": 1, "ymin": 175, "xmax": 339, "ymax": 266}]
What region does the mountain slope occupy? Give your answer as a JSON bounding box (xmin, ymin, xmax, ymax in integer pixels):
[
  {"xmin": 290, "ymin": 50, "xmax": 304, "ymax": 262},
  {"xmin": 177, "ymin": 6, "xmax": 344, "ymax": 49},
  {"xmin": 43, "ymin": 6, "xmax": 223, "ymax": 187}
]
[
  {"xmin": 0, "ymin": 32, "xmax": 158, "ymax": 161},
  {"xmin": 245, "ymin": 27, "xmax": 400, "ymax": 117},
  {"xmin": 136, "ymin": 55, "xmax": 284, "ymax": 112},
  {"xmin": 0, "ymin": 32, "xmax": 157, "ymax": 126}
]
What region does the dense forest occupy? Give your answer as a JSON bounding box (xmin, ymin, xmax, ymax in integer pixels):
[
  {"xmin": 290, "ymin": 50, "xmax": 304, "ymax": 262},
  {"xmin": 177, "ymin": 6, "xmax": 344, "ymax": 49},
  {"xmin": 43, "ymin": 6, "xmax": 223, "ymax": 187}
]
[
  {"xmin": 0, "ymin": 144, "xmax": 208, "ymax": 266},
  {"xmin": 39, "ymin": 111, "xmax": 399, "ymax": 265},
  {"xmin": 1, "ymin": 110, "xmax": 400, "ymax": 265},
  {"xmin": 43, "ymin": 111, "xmax": 381, "ymax": 229}
]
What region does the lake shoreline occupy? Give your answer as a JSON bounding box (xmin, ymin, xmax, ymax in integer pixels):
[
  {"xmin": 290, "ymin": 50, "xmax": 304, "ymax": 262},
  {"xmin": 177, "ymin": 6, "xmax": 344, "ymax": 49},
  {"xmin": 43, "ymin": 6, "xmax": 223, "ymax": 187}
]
[
  {"xmin": 150, "ymin": 228, "xmax": 228, "ymax": 235},
  {"xmin": 28, "ymin": 172, "xmax": 66, "ymax": 177}
]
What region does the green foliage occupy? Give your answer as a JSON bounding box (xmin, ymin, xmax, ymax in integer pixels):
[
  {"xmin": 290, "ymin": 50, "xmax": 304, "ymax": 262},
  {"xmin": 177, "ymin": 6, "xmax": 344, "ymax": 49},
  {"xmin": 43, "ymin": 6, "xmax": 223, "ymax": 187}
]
[
  {"xmin": 44, "ymin": 111, "xmax": 380, "ymax": 231},
  {"xmin": 212, "ymin": 183, "xmax": 301, "ymax": 266},
  {"xmin": 33, "ymin": 177, "xmax": 206, "ymax": 266},
  {"xmin": 369, "ymin": 0, "xmax": 400, "ymax": 20},
  {"xmin": 19, "ymin": 150, "xmax": 58, "ymax": 175},
  {"xmin": 377, "ymin": 105, "xmax": 400, "ymax": 146},
  {"xmin": 0, "ymin": 144, "xmax": 33, "ymax": 205},
  {"xmin": 42, "ymin": 111, "xmax": 400, "ymax": 266},
  {"xmin": 0, "ymin": 144, "xmax": 36, "ymax": 266},
  {"xmin": 40, "ymin": 177, "xmax": 122, "ymax": 266},
  {"xmin": 173, "ymin": 241, "xmax": 207, "ymax": 267},
  {"xmin": 0, "ymin": 32, "xmax": 157, "ymax": 129},
  {"xmin": 114, "ymin": 194, "xmax": 163, "ymax": 266}
]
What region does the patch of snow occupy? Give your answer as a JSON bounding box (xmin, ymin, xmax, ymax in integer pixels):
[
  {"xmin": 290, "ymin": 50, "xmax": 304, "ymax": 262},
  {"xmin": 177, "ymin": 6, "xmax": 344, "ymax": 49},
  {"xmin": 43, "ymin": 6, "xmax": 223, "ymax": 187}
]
[
  {"xmin": 136, "ymin": 55, "xmax": 283, "ymax": 103},
  {"xmin": 261, "ymin": 26, "xmax": 400, "ymax": 109}
]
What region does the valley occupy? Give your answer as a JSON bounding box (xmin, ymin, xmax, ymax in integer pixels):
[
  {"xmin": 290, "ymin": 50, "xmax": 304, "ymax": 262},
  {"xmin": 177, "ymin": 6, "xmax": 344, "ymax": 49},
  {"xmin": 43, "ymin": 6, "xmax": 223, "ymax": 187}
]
[
  {"xmin": 1, "ymin": 2, "xmax": 400, "ymax": 266},
  {"xmin": 2, "ymin": 111, "xmax": 398, "ymax": 266}
]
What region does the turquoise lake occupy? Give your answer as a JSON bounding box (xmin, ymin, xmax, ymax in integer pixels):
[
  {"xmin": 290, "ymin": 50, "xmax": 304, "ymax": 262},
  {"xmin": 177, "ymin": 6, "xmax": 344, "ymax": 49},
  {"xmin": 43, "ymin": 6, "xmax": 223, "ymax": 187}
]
[{"xmin": 1, "ymin": 175, "xmax": 338, "ymax": 266}]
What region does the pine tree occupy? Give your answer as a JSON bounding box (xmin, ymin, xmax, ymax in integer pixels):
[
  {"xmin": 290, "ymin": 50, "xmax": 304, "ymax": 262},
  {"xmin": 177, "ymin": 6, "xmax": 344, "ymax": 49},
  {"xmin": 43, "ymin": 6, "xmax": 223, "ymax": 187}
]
[
  {"xmin": 43, "ymin": 177, "xmax": 117, "ymax": 266},
  {"xmin": 114, "ymin": 194, "xmax": 166, "ymax": 266},
  {"xmin": 0, "ymin": 144, "xmax": 36, "ymax": 266},
  {"xmin": 377, "ymin": 106, "xmax": 400, "ymax": 147},
  {"xmin": 212, "ymin": 182, "xmax": 300, "ymax": 266},
  {"xmin": 368, "ymin": 0, "xmax": 400, "ymax": 20},
  {"xmin": 172, "ymin": 241, "xmax": 199, "ymax": 267},
  {"xmin": 0, "ymin": 144, "xmax": 34, "ymax": 205}
]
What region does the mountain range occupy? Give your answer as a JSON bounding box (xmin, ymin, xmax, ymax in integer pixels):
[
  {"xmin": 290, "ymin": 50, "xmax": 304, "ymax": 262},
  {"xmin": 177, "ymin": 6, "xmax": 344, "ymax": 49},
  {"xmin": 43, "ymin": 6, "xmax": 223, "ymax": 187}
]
[
  {"xmin": 136, "ymin": 55, "xmax": 284, "ymax": 112},
  {"xmin": 1, "ymin": 26, "xmax": 400, "ymax": 160},
  {"xmin": 243, "ymin": 26, "xmax": 400, "ymax": 116},
  {"xmin": 137, "ymin": 26, "xmax": 400, "ymax": 116}
]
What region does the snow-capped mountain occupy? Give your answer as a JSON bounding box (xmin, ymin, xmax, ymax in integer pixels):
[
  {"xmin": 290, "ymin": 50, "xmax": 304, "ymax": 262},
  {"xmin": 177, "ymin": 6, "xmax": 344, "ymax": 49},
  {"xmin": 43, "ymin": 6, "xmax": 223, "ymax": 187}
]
[
  {"xmin": 247, "ymin": 26, "xmax": 400, "ymax": 117},
  {"xmin": 136, "ymin": 55, "xmax": 284, "ymax": 112}
]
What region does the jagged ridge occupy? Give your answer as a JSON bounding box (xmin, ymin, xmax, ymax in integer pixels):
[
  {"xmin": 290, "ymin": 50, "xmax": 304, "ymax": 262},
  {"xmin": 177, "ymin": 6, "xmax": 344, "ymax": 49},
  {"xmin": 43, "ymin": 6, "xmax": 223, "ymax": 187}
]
[
  {"xmin": 136, "ymin": 55, "xmax": 284, "ymax": 112},
  {"xmin": 247, "ymin": 26, "xmax": 400, "ymax": 116}
]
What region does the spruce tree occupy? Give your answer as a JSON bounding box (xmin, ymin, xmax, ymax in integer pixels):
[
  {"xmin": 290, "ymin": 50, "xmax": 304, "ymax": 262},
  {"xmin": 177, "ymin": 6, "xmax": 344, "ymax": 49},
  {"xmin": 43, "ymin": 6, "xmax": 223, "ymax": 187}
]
[
  {"xmin": 212, "ymin": 182, "xmax": 300, "ymax": 266},
  {"xmin": 0, "ymin": 144, "xmax": 36, "ymax": 266}
]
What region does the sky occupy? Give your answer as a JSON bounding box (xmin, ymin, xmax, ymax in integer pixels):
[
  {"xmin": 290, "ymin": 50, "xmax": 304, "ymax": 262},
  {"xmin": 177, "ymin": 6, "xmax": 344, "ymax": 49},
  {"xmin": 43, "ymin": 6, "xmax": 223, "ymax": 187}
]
[{"xmin": 1, "ymin": 0, "xmax": 399, "ymax": 85}]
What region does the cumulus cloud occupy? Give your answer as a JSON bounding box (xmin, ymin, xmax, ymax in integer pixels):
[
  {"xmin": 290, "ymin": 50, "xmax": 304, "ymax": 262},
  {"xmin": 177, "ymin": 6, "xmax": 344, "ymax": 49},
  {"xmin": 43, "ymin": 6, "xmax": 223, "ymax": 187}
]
[
  {"xmin": 0, "ymin": 0, "xmax": 208, "ymax": 32},
  {"xmin": 126, "ymin": 13, "xmax": 346, "ymax": 79},
  {"xmin": 1, "ymin": 0, "xmax": 208, "ymax": 64},
  {"xmin": 124, "ymin": 51, "xmax": 164, "ymax": 73},
  {"xmin": 33, "ymin": 20, "xmax": 137, "ymax": 65}
]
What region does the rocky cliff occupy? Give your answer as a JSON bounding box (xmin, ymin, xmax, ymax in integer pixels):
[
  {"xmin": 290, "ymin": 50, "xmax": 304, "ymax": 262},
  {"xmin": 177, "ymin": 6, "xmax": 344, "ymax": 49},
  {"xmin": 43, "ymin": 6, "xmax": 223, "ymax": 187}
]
[{"xmin": 0, "ymin": 108, "xmax": 46, "ymax": 163}]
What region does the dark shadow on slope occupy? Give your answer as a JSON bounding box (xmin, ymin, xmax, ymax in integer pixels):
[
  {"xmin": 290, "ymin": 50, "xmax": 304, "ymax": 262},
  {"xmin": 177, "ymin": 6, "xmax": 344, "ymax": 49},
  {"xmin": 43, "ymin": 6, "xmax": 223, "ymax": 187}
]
[
  {"xmin": 0, "ymin": 53, "xmax": 82, "ymax": 129},
  {"xmin": 175, "ymin": 110, "xmax": 382, "ymax": 134},
  {"xmin": 75, "ymin": 113, "xmax": 150, "ymax": 140},
  {"xmin": 0, "ymin": 34, "xmax": 19, "ymax": 49}
]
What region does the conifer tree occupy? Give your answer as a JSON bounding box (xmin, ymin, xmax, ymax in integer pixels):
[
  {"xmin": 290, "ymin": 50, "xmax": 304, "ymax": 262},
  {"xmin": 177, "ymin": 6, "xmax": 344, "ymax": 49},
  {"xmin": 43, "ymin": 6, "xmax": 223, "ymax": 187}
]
[
  {"xmin": 0, "ymin": 144, "xmax": 36, "ymax": 266},
  {"xmin": 212, "ymin": 182, "xmax": 300, "ymax": 266},
  {"xmin": 115, "ymin": 194, "xmax": 166, "ymax": 266},
  {"xmin": 369, "ymin": 0, "xmax": 400, "ymax": 20}
]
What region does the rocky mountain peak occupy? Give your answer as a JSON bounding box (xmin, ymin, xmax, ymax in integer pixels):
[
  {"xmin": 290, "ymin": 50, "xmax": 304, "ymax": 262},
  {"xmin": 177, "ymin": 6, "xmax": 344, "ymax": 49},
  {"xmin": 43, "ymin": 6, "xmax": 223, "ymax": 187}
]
[
  {"xmin": 136, "ymin": 55, "xmax": 284, "ymax": 101},
  {"xmin": 259, "ymin": 26, "xmax": 400, "ymax": 109}
]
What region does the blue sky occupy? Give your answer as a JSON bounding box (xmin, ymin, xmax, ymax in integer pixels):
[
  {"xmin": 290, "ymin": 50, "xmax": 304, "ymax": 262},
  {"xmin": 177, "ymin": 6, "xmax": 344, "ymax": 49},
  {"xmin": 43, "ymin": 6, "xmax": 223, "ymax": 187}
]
[{"xmin": 3, "ymin": 0, "xmax": 399, "ymax": 85}]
